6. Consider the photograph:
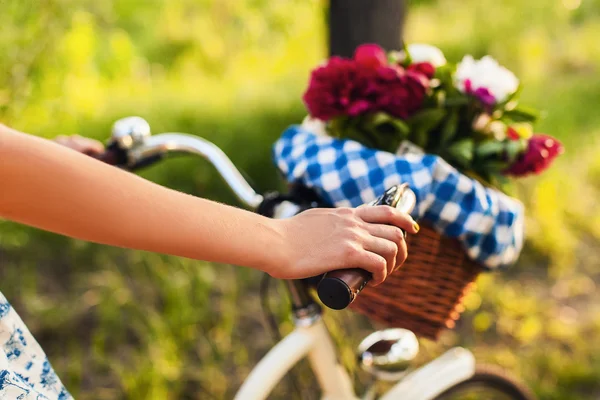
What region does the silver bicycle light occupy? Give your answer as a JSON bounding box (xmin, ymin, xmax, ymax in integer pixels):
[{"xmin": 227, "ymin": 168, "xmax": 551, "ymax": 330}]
[
  {"xmin": 110, "ymin": 116, "xmax": 152, "ymax": 150},
  {"xmin": 357, "ymin": 328, "xmax": 419, "ymax": 381}
]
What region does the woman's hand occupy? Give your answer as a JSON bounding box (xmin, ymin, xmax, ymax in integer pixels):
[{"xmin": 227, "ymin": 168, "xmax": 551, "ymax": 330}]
[
  {"xmin": 272, "ymin": 206, "xmax": 420, "ymax": 285},
  {"xmin": 53, "ymin": 134, "xmax": 104, "ymax": 156}
]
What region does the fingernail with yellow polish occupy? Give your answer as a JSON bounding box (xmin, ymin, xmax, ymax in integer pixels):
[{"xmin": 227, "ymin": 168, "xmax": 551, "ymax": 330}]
[{"xmin": 413, "ymin": 222, "xmax": 420, "ymax": 233}]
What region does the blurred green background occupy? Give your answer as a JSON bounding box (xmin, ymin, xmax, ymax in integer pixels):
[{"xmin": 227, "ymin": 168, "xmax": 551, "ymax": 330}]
[{"xmin": 1, "ymin": 0, "xmax": 599, "ymax": 399}]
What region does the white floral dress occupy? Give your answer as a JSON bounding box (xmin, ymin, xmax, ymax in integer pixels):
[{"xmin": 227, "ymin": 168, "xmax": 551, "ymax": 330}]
[{"xmin": 0, "ymin": 291, "xmax": 72, "ymax": 399}]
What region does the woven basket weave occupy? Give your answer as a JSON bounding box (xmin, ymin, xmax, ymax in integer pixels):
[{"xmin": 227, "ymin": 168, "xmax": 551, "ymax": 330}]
[{"xmin": 350, "ymin": 223, "xmax": 483, "ymax": 340}]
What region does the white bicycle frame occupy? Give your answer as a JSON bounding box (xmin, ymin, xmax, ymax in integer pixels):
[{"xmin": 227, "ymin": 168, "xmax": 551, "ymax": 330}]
[
  {"xmin": 104, "ymin": 118, "xmax": 478, "ymax": 400},
  {"xmin": 234, "ymin": 316, "xmax": 476, "ymax": 400}
]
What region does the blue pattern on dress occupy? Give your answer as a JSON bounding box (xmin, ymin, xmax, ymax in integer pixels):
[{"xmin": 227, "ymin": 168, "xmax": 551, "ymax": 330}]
[
  {"xmin": 5, "ymin": 328, "xmax": 27, "ymax": 360},
  {"xmin": 0, "ymin": 291, "xmax": 72, "ymax": 399},
  {"xmin": 0, "ymin": 302, "xmax": 10, "ymax": 319}
]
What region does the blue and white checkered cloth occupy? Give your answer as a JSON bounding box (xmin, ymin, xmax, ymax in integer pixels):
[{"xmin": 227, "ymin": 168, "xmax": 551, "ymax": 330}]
[{"xmin": 272, "ymin": 120, "xmax": 525, "ymax": 269}]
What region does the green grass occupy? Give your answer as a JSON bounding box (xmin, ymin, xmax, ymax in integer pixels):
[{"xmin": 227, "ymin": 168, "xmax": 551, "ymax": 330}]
[{"xmin": 1, "ymin": 0, "xmax": 600, "ymax": 398}]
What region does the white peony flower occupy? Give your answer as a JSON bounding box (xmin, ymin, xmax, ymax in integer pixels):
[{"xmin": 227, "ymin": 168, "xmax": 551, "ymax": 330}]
[
  {"xmin": 407, "ymin": 44, "xmax": 447, "ymax": 67},
  {"xmin": 454, "ymin": 55, "xmax": 519, "ymax": 103}
]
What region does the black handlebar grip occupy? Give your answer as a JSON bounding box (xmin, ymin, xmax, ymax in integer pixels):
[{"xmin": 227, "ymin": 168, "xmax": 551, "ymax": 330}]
[
  {"xmin": 91, "ymin": 149, "xmax": 120, "ymax": 165},
  {"xmin": 316, "ymin": 268, "xmax": 372, "ymax": 310},
  {"xmin": 89, "ymin": 142, "xmax": 128, "ymax": 167},
  {"xmin": 317, "ymin": 184, "xmax": 416, "ymax": 310},
  {"xmin": 90, "ymin": 144, "xmax": 163, "ymax": 171}
]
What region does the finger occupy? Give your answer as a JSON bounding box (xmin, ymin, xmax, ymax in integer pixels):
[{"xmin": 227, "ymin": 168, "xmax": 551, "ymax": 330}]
[
  {"xmin": 354, "ymin": 250, "xmax": 388, "ymax": 286},
  {"xmin": 393, "ymin": 237, "xmax": 408, "ymax": 272},
  {"xmin": 363, "ymin": 235, "xmax": 398, "ymax": 280},
  {"xmin": 59, "ymin": 136, "xmax": 105, "ymax": 155},
  {"xmin": 53, "ymin": 135, "xmax": 69, "ymax": 145},
  {"xmin": 72, "ymin": 136, "xmax": 104, "ymax": 153},
  {"xmin": 365, "ymin": 223, "xmax": 406, "ymax": 244},
  {"xmin": 71, "ymin": 141, "xmax": 89, "ymax": 153},
  {"xmin": 81, "ymin": 140, "xmax": 105, "ymax": 155},
  {"xmin": 364, "ymin": 224, "xmax": 408, "ymax": 272},
  {"xmin": 356, "ymin": 206, "xmax": 419, "ymax": 234}
]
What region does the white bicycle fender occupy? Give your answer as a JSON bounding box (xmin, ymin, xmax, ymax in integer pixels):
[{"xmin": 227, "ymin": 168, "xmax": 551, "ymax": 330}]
[{"xmin": 380, "ymin": 347, "xmax": 476, "ymax": 400}]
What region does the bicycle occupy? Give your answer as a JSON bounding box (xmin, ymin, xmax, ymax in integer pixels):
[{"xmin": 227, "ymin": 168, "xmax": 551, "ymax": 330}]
[{"xmin": 94, "ymin": 116, "xmax": 536, "ymax": 400}]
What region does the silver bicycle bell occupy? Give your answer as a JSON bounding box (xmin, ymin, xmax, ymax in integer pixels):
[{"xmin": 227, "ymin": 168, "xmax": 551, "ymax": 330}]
[
  {"xmin": 110, "ymin": 116, "xmax": 152, "ymax": 150},
  {"xmin": 357, "ymin": 328, "xmax": 419, "ymax": 381}
]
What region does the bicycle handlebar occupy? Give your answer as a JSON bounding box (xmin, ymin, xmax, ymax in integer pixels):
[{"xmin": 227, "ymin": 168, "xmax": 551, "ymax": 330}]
[
  {"xmin": 94, "ymin": 116, "xmax": 264, "ymax": 210},
  {"xmin": 94, "ymin": 116, "xmax": 417, "ymax": 311},
  {"xmin": 316, "ymin": 184, "xmax": 416, "ymax": 310},
  {"xmin": 132, "ymin": 133, "xmax": 264, "ymax": 209}
]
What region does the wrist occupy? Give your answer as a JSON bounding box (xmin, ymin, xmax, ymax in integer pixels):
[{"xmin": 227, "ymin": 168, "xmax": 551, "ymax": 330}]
[{"xmin": 257, "ymin": 218, "xmax": 293, "ymax": 278}]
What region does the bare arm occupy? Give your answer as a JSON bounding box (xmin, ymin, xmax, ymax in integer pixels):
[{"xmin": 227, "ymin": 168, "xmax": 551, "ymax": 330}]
[{"xmin": 0, "ymin": 124, "xmax": 418, "ymax": 283}]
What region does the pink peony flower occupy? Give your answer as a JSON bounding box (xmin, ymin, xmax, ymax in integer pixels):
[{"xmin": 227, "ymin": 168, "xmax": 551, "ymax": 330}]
[
  {"xmin": 354, "ymin": 44, "xmax": 388, "ymax": 69},
  {"xmin": 464, "ymin": 79, "xmax": 496, "ymax": 108},
  {"xmin": 504, "ymin": 134, "xmax": 564, "ymax": 177}
]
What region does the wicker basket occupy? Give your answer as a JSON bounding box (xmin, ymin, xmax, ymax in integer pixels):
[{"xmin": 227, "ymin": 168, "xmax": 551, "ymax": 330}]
[{"xmin": 350, "ymin": 223, "xmax": 483, "ymax": 340}]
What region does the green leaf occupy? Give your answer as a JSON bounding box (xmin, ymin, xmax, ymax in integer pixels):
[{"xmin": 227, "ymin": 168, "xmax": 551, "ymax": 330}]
[
  {"xmin": 503, "ymin": 106, "xmax": 540, "ymax": 123},
  {"xmin": 327, "ymin": 116, "xmax": 348, "ymax": 138},
  {"xmin": 475, "ymin": 140, "xmax": 505, "ymax": 158},
  {"xmin": 346, "ymin": 125, "xmax": 376, "ymax": 148},
  {"xmin": 368, "ymin": 112, "xmax": 410, "ymax": 136},
  {"xmin": 481, "ymin": 160, "xmax": 511, "ymax": 173},
  {"xmin": 411, "ymin": 129, "xmax": 429, "ymax": 148},
  {"xmin": 446, "ymin": 139, "xmax": 475, "ymax": 168},
  {"xmin": 374, "ymin": 131, "xmax": 401, "ymax": 153},
  {"xmin": 388, "ymin": 118, "xmax": 410, "ymax": 136},
  {"xmin": 329, "ymin": 116, "xmax": 370, "ymax": 147},
  {"xmin": 443, "ymin": 96, "xmax": 470, "ymax": 107},
  {"xmin": 504, "ymin": 139, "xmax": 527, "ymax": 163},
  {"xmin": 406, "ymin": 108, "xmax": 447, "ymax": 132},
  {"xmin": 326, "ymin": 113, "xmax": 411, "ymax": 153},
  {"xmin": 401, "ymin": 43, "xmax": 412, "ymax": 66},
  {"xmin": 434, "ymin": 64, "xmax": 455, "ymax": 84},
  {"xmin": 369, "ymin": 111, "xmax": 392, "ymax": 126},
  {"xmin": 440, "ymin": 109, "xmax": 459, "ymax": 146}
]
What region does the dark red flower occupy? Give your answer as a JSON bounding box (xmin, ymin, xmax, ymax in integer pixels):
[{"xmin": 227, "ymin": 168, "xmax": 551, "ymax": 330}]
[
  {"xmin": 504, "ymin": 134, "xmax": 564, "ymax": 177},
  {"xmin": 303, "ymin": 51, "xmax": 428, "ymax": 121},
  {"xmin": 372, "ymin": 66, "xmax": 428, "ymax": 119},
  {"xmin": 303, "ymin": 57, "xmax": 378, "ymax": 121},
  {"xmin": 407, "ymin": 62, "xmax": 436, "ymax": 79},
  {"xmin": 354, "ymin": 44, "xmax": 388, "ymax": 69}
]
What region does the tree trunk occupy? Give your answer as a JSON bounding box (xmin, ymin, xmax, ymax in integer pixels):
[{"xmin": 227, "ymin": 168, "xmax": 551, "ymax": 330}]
[{"xmin": 328, "ymin": 0, "xmax": 406, "ymax": 58}]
